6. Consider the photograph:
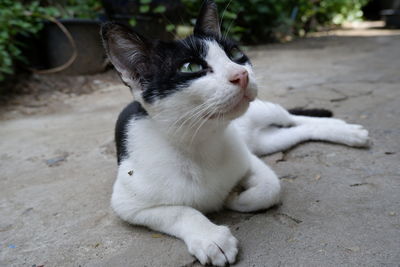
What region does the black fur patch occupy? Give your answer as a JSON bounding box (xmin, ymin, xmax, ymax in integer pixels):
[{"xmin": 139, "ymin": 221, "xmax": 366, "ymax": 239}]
[
  {"xmin": 218, "ymin": 37, "xmax": 250, "ymax": 65},
  {"xmin": 288, "ymin": 108, "xmax": 333, "ymax": 117},
  {"xmin": 115, "ymin": 101, "xmax": 148, "ymax": 164},
  {"xmin": 141, "ymin": 36, "xmax": 210, "ymax": 103}
]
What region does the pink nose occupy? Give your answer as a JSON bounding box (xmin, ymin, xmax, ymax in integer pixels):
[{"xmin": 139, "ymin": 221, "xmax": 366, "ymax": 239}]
[{"xmin": 229, "ymin": 69, "xmax": 249, "ymax": 89}]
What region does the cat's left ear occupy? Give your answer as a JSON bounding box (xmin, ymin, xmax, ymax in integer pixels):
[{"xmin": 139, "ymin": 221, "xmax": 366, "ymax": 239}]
[{"xmin": 194, "ymin": 0, "xmax": 221, "ymax": 38}]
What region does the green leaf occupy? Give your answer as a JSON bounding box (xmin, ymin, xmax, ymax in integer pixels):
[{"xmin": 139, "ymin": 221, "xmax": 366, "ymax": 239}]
[
  {"xmin": 139, "ymin": 5, "xmax": 150, "ymax": 13},
  {"xmin": 166, "ymin": 24, "xmax": 175, "ymax": 32},
  {"xmin": 224, "ymin": 11, "xmax": 237, "ymax": 20},
  {"xmin": 153, "ymin": 5, "xmax": 166, "ymax": 13},
  {"xmin": 140, "ymin": 0, "xmax": 152, "ymax": 4},
  {"xmin": 129, "ymin": 18, "xmax": 137, "ymax": 27}
]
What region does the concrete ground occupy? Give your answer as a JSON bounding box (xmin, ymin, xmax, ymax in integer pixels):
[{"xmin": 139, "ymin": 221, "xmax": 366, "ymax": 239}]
[{"xmin": 1, "ymin": 25, "xmax": 399, "ymax": 267}]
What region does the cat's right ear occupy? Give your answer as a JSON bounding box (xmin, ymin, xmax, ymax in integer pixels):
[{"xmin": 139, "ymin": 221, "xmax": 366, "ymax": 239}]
[
  {"xmin": 101, "ymin": 22, "xmax": 151, "ymax": 90},
  {"xmin": 194, "ymin": 0, "xmax": 221, "ymax": 38}
]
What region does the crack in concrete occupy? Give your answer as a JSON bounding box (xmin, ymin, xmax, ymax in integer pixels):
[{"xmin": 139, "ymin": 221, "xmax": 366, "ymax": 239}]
[
  {"xmin": 350, "ymin": 182, "xmax": 373, "ymax": 187},
  {"xmin": 274, "ymin": 212, "xmax": 303, "ymax": 225}
]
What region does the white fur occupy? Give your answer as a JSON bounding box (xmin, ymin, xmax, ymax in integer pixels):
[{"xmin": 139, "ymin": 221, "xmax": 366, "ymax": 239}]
[{"xmin": 111, "ymin": 41, "xmax": 369, "ymax": 266}]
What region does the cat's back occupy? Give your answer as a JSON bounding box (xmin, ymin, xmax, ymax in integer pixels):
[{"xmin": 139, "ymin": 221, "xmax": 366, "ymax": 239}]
[{"xmin": 115, "ymin": 101, "xmax": 148, "ymax": 163}]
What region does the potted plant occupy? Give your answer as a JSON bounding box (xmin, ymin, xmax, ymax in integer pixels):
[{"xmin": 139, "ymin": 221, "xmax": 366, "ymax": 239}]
[
  {"xmin": 34, "ymin": 0, "xmax": 107, "ymax": 75},
  {"xmin": 0, "ymin": 0, "xmax": 58, "ymax": 83},
  {"xmin": 381, "ymin": 0, "xmax": 400, "ymax": 28}
]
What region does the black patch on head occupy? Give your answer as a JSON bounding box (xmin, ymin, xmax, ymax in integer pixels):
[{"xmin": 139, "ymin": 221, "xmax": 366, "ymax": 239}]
[
  {"xmin": 141, "ymin": 36, "xmax": 210, "ymax": 103},
  {"xmin": 217, "ymin": 37, "xmax": 250, "ymax": 65},
  {"xmin": 115, "ymin": 101, "xmax": 148, "ymax": 164}
]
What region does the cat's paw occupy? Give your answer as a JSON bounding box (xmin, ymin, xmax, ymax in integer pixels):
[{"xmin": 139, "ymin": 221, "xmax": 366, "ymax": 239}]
[
  {"xmin": 330, "ymin": 123, "xmax": 370, "ymax": 147},
  {"xmin": 186, "ymin": 225, "xmax": 238, "ymax": 266},
  {"xmin": 225, "ymin": 185, "xmax": 281, "ymax": 212}
]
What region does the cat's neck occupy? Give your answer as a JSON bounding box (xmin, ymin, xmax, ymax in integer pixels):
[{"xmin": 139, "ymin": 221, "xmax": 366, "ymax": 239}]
[{"xmin": 153, "ymin": 116, "xmax": 230, "ymax": 154}]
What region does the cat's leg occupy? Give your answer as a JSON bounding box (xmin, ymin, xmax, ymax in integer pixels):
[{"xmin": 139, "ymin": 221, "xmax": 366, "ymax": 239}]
[
  {"xmin": 237, "ymin": 100, "xmax": 369, "ymax": 155},
  {"xmin": 112, "ymin": 189, "xmax": 238, "ymax": 266},
  {"xmin": 292, "ymin": 114, "xmax": 347, "ymax": 126},
  {"xmin": 225, "ymin": 154, "xmax": 281, "ymax": 212},
  {"xmin": 251, "ymin": 122, "xmax": 369, "ymax": 156}
]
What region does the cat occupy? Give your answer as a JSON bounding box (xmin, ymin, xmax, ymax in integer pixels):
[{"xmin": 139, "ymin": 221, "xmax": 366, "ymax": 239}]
[{"xmin": 101, "ymin": 1, "xmax": 369, "ymax": 265}]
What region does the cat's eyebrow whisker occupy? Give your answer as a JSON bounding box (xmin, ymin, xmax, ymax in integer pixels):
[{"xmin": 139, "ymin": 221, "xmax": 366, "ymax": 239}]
[
  {"xmin": 219, "ymin": 0, "xmax": 233, "ymax": 27},
  {"xmin": 181, "ymin": 38, "xmax": 192, "ymax": 50},
  {"xmin": 159, "ymin": 13, "xmax": 180, "ymax": 40},
  {"xmin": 223, "ymin": 17, "xmax": 236, "ymax": 40},
  {"xmin": 187, "ymin": 36, "xmax": 197, "ymax": 51}
]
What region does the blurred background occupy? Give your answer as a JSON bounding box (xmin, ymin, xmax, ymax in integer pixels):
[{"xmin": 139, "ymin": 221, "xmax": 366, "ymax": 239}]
[{"xmin": 0, "ymin": 0, "xmax": 399, "ymax": 90}]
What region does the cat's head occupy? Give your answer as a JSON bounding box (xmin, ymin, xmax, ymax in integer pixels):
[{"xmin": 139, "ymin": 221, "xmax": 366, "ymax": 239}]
[{"xmin": 101, "ymin": 0, "xmax": 257, "ymax": 123}]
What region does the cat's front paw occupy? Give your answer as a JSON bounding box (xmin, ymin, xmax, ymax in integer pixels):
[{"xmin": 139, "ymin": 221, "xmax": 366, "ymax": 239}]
[
  {"xmin": 186, "ymin": 225, "xmax": 238, "ymax": 266},
  {"xmin": 341, "ymin": 124, "xmax": 370, "ymax": 147}
]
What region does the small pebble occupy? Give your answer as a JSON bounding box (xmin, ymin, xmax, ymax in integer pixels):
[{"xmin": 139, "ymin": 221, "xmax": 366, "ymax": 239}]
[
  {"xmin": 345, "ymin": 246, "xmax": 360, "ymax": 252},
  {"xmin": 151, "ymin": 234, "xmax": 163, "ymax": 238}
]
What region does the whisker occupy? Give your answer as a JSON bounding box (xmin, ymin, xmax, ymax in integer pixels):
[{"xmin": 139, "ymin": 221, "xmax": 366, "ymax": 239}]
[
  {"xmin": 170, "ymin": 101, "xmax": 212, "ymax": 136},
  {"xmin": 180, "ymin": 101, "xmax": 217, "ymax": 143},
  {"xmin": 189, "ymin": 102, "xmax": 221, "ymax": 146},
  {"xmin": 187, "ymin": 96, "xmax": 226, "ymax": 146},
  {"xmin": 219, "ymin": 0, "xmax": 233, "ymax": 27}
]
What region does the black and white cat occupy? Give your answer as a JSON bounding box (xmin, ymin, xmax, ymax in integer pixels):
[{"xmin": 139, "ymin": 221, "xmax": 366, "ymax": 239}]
[{"xmin": 101, "ymin": 1, "xmax": 369, "ymax": 265}]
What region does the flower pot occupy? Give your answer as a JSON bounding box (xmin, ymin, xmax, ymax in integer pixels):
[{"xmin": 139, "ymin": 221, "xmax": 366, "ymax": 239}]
[
  {"xmin": 41, "ymin": 18, "xmax": 106, "ymax": 75},
  {"xmin": 381, "ymin": 9, "xmax": 400, "ymax": 28}
]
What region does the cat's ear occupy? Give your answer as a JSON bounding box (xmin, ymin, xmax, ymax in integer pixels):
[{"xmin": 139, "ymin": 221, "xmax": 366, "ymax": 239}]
[
  {"xmin": 194, "ymin": 0, "xmax": 221, "ymax": 38},
  {"xmin": 101, "ymin": 22, "xmax": 151, "ymax": 90}
]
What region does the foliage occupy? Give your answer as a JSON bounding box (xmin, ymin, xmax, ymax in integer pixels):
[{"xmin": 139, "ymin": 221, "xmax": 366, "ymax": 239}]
[
  {"xmin": 128, "ymin": 0, "xmax": 369, "ymax": 43},
  {"xmin": 44, "ymin": 0, "xmax": 102, "ymax": 19},
  {"xmin": 0, "ymin": 1, "xmax": 56, "ymax": 81},
  {"xmin": 128, "ymin": 0, "xmax": 175, "ymax": 32},
  {"xmin": 0, "ymin": 0, "xmax": 101, "ymax": 82},
  {"xmin": 180, "ymin": 0, "xmax": 370, "ymax": 43}
]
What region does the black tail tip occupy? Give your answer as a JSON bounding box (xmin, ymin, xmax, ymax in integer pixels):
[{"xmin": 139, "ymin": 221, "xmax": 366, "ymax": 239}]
[{"xmin": 288, "ymin": 108, "xmax": 333, "ymax": 118}]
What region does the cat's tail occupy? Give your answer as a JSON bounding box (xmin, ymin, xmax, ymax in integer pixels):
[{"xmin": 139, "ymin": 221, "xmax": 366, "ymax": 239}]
[{"xmin": 288, "ymin": 108, "xmax": 333, "ymax": 117}]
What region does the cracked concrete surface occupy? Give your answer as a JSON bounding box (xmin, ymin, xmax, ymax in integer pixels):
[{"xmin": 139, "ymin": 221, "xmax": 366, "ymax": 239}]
[{"xmin": 1, "ymin": 26, "xmax": 400, "ymax": 266}]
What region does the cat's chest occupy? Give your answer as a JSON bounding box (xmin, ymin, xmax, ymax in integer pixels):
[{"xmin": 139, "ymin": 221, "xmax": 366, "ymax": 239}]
[
  {"xmin": 175, "ymin": 143, "xmax": 249, "ymax": 211},
  {"xmin": 127, "ymin": 120, "xmax": 250, "ymax": 211}
]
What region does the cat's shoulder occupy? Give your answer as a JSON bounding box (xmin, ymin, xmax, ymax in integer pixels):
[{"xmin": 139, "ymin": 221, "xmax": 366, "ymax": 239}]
[
  {"xmin": 116, "ymin": 101, "xmax": 148, "ymax": 134},
  {"xmin": 115, "ymin": 101, "xmax": 148, "ymax": 163},
  {"xmin": 118, "ymin": 101, "xmax": 148, "ymax": 120}
]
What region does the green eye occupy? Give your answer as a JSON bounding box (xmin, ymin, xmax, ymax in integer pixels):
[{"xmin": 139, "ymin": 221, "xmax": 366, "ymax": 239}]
[
  {"xmin": 180, "ymin": 62, "xmax": 203, "ymax": 73},
  {"xmin": 230, "ymin": 47, "xmax": 244, "ymax": 61}
]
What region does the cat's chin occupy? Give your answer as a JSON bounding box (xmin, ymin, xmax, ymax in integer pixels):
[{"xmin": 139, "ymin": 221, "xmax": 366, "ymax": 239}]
[{"xmin": 210, "ymin": 95, "xmax": 251, "ymax": 121}]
